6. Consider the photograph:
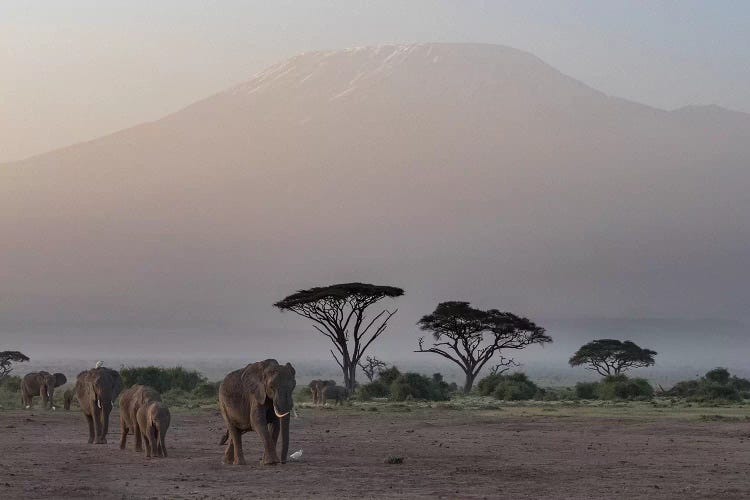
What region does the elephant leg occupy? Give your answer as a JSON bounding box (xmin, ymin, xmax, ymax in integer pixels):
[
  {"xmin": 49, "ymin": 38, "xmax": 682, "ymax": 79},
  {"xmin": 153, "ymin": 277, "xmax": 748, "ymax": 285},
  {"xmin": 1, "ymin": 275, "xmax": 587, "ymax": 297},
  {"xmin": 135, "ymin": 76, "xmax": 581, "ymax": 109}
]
[
  {"xmin": 99, "ymin": 406, "xmax": 111, "ymax": 444},
  {"xmin": 134, "ymin": 419, "xmax": 143, "ymax": 452},
  {"xmin": 223, "ymin": 439, "xmax": 235, "ymax": 464},
  {"xmin": 227, "ymin": 425, "xmax": 245, "ymax": 465},
  {"xmin": 149, "ymin": 426, "xmax": 159, "ymax": 458},
  {"xmin": 85, "ymin": 413, "xmax": 95, "ymax": 444},
  {"xmin": 158, "ymin": 429, "xmax": 167, "ymax": 458},
  {"xmin": 92, "ymin": 406, "xmax": 105, "ymax": 444},
  {"xmin": 263, "ymin": 421, "xmax": 280, "ymax": 463},
  {"xmin": 119, "ymin": 419, "xmax": 129, "ymax": 449},
  {"xmin": 256, "ymin": 421, "xmax": 279, "ymax": 465},
  {"xmin": 143, "ymin": 430, "xmax": 152, "ymax": 458}
]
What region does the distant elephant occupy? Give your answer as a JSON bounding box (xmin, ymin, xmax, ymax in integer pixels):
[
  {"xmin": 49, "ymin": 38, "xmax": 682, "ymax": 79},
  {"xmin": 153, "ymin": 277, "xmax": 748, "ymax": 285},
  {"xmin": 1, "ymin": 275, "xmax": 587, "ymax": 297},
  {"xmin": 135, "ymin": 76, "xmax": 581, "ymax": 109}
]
[
  {"xmin": 20, "ymin": 371, "xmax": 67, "ymax": 409},
  {"xmin": 219, "ymin": 359, "xmax": 296, "ymax": 465},
  {"xmin": 63, "ymin": 388, "xmax": 77, "ymax": 410},
  {"xmin": 309, "ymin": 379, "xmax": 336, "ymax": 405},
  {"xmin": 119, "ymin": 384, "xmax": 161, "ymax": 452},
  {"xmin": 322, "ymin": 384, "xmax": 349, "ymax": 406},
  {"xmin": 74, "ymin": 367, "xmax": 122, "ymax": 444},
  {"xmin": 136, "ymin": 401, "xmax": 171, "ymax": 458}
]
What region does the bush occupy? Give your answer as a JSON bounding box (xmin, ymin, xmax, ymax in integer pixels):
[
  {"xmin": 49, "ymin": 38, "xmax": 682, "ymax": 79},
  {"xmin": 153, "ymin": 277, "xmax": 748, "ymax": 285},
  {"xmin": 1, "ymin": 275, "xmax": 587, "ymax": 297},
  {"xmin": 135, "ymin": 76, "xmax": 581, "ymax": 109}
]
[
  {"xmin": 476, "ymin": 373, "xmax": 505, "ymax": 396},
  {"xmin": 120, "ymin": 366, "xmax": 206, "ymax": 393},
  {"xmin": 575, "ymin": 381, "xmax": 599, "ymax": 399},
  {"xmin": 0, "ymin": 375, "xmax": 21, "ymax": 392},
  {"xmin": 192, "ymin": 382, "xmax": 220, "ymax": 399},
  {"xmin": 389, "ymin": 372, "xmax": 451, "ymax": 402},
  {"xmin": 705, "ymin": 367, "xmax": 731, "ymax": 385},
  {"xmin": 695, "ymin": 383, "xmax": 741, "ymax": 402},
  {"xmin": 378, "ymin": 366, "xmax": 402, "ymax": 386},
  {"xmin": 597, "ymin": 375, "xmax": 653, "ymax": 400},
  {"xmin": 357, "ymin": 380, "xmax": 390, "ymax": 400},
  {"xmin": 476, "ymin": 372, "xmax": 540, "ymax": 401},
  {"xmin": 491, "ymin": 373, "xmax": 540, "ymax": 401},
  {"xmin": 665, "ymin": 368, "xmax": 749, "ymax": 402},
  {"xmin": 294, "ymin": 386, "xmax": 313, "ymax": 403}
]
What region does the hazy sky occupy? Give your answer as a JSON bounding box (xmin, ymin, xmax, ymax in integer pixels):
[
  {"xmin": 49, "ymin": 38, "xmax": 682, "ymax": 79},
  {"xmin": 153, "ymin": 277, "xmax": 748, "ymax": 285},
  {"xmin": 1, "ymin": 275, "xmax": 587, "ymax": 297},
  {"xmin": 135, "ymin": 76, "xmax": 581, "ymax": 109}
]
[{"xmin": 2, "ymin": 0, "xmax": 749, "ymax": 162}]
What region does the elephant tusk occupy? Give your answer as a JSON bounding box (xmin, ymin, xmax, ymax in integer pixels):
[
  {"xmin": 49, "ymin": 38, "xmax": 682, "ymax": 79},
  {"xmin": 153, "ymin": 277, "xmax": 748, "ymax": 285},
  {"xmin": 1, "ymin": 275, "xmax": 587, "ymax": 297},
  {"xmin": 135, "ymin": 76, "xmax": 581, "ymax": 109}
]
[
  {"xmin": 273, "ymin": 406, "xmax": 290, "ymax": 418},
  {"xmin": 97, "ymin": 399, "xmax": 102, "ymax": 409}
]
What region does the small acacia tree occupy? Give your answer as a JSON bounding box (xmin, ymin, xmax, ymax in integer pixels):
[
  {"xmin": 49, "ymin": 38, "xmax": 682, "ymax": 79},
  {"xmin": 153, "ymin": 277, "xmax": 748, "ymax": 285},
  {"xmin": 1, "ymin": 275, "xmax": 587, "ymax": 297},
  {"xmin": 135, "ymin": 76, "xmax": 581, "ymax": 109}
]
[
  {"xmin": 274, "ymin": 283, "xmax": 403, "ymax": 391},
  {"xmin": 415, "ymin": 301, "xmax": 550, "ymax": 393},
  {"xmin": 0, "ymin": 351, "xmax": 30, "ymax": 379},
  {"xmin": 569, "ymin": 339, "xmax": 656, "ymax": 376},
  {"xmin": 358, "ymin": 355, "xmax": 387, "ymax": 382}
]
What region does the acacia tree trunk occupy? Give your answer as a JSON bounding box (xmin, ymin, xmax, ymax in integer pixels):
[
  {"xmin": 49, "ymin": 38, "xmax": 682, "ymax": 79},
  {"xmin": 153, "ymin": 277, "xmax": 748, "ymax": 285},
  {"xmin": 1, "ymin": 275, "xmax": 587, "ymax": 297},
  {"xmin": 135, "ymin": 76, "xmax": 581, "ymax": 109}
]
[
  {"xmin": 343, "ymin": 359, "xmax": 357, "ymax": 392},
  {"xmin": 463, "ymin": 371, "xmax": 476, "ymax": 394}
]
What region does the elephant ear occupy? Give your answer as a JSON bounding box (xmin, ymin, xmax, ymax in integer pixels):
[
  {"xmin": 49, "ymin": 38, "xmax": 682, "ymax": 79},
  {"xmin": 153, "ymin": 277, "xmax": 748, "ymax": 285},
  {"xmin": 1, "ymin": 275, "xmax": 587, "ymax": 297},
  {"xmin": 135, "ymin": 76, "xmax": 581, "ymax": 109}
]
[
  {"xmin": 285, "ymin": 362, "xmax": 296, "ymax": 376},
  {"xmin": 241, "ymin": 362, "xmax": 267, "ymax": 403},
  {"xmin": 54, "ymin": 373, "xmax": 67, "ymax": 387}
]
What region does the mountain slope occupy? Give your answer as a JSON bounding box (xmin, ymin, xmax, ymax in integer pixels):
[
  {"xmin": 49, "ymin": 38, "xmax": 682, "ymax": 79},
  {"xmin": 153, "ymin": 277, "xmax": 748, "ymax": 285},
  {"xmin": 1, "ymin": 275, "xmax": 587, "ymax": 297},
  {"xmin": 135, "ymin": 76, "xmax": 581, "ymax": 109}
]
[{"xmin": 1, "ymin": 43, "xmax": 748, "ymax": 360}]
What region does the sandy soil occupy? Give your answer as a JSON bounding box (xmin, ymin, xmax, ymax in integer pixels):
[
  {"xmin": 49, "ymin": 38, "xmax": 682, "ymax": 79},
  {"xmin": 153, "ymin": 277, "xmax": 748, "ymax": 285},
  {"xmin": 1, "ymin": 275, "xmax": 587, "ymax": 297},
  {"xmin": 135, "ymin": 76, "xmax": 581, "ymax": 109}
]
[{"xmin": 1, "ymin": 405, "xmax": 749, "ymax": 499}]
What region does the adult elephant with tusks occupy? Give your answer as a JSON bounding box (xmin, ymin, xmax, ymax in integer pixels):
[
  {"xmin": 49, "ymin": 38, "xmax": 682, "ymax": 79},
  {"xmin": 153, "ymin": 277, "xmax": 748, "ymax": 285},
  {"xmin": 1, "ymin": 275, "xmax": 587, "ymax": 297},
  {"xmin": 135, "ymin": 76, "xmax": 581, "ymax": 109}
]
[
  {"xmin": 219, "ymin": 359, "xmax": 296, "ymax": 465},
  {"xmin": 20, "ymin": 371, "xmax": 67, "ymax": 409},
  {"xmin": 75, "ymin": 367, "xmax": 122, "ymax": 444}
]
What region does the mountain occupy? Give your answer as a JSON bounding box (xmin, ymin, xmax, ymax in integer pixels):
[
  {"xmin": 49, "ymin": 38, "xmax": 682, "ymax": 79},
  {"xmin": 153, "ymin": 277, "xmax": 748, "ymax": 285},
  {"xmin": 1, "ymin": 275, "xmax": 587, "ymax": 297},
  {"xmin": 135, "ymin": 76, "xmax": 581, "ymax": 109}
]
[{"xmin": 1, "ymin": 43, "xmax": 748, "ymax": 364}]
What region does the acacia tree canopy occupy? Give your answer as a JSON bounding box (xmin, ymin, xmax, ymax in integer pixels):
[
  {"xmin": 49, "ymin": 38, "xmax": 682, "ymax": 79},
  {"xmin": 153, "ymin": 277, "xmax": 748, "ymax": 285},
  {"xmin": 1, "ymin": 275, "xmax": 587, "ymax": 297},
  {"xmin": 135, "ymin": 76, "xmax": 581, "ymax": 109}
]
[
  {"xmin": 0, "ymin": 351, "xmax": 30, "ymax": 379},
  {"xmin": 274, "ymin": 282, "xmax": 403, "ymax": 391},
  {"xmin": 569, "ymin": 339, "xmax": 656, "ymax": 376},
  {"xmin": 415, "ymin": 301, "xmax": 550, "ymax": 393}
]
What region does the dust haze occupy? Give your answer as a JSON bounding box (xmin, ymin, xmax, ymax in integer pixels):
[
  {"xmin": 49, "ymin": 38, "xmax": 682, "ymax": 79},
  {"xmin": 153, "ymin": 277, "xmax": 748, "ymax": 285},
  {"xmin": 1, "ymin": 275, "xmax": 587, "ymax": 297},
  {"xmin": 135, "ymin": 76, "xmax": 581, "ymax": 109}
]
[{"xmin": 1, "ymin": 44, "xmax": 749, "ymax": 375}]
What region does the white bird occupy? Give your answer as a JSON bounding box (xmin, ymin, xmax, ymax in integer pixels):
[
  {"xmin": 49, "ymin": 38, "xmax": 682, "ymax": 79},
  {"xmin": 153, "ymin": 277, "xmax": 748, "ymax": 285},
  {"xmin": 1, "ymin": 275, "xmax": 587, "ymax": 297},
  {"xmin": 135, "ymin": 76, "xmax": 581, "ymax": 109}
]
[
  {"xmin": 289, "ymin": 449, "xmax": 303, "ymax": 461},
  {"xmin": 95, "ymin": 361, "xmax": 103, "ymax": 368},
  {"xmin": 292, "ymin": 407, "xmax": 299, "ymax": 418}
]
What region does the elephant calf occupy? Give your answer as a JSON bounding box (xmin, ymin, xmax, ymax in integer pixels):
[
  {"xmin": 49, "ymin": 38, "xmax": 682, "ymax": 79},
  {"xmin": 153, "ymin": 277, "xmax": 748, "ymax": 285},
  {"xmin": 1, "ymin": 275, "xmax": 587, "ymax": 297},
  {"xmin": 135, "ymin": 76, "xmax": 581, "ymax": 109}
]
[
  {"xmin": 21, "ymin": 371, "xmax": 67, "ymax": 409},
  {"xmin": 321, "ymin": 384, "xmax": 349, "ymax": 406},
  {"xmin": 119, "ymin": 384, "xmax": 162, "ymax": 452},
  {"xmin": 136, "ymin": 401, "xmax": 171, "ymax": 458}
]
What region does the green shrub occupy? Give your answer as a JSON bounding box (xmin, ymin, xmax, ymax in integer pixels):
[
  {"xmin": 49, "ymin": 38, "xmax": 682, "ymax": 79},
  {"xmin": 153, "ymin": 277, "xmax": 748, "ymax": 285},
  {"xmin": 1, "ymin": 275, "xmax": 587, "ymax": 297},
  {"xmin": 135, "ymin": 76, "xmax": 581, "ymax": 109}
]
[
  {"xmin": 666, "ymin": 368, "xmax": 749, "ymax": 402},
  {"xmin": 120, "ymin": 366, "xmax": 206, "ymax": 393},
  {"xmin": 693, "ymin": 383, "xmax": 741, "ymax": 402},
  {"xmin": 192, "ymin": 382, "xmax": 220, "ymax": 399},
  {"xmin": 490, "ymin": 373, "xmax": 540, "ymax": 401},
  {"xmin": 389, "ymin": 372, "xmax": 451, "ymax": 401},
  {"xmin": 0, "ymin": 375, "xmax": 21, "ymax": 392},
  {"xmin": 357, "ymin": 380, "xmax": 390, "ymax": 400},
  {"xmin": 575, "ymin": 381, "xmax": 599, "ymax": 399},
  {"xmin": 705, "ymin": 367, "xmax": 730, "ymax": 385},
  {"xmin": 378, "ymin": 366, "xmax": 402, "ymax": 386},
  {"xmin": 294, "ymin": 386, "xmax": 312, "ymax": 403},
  {"xmin": 476, "ymin": 373, "xmax": 504, "ymax": 396},
  {"xmin": 597, "ymin": 375, "xmax": 653, "ymax": 400}
]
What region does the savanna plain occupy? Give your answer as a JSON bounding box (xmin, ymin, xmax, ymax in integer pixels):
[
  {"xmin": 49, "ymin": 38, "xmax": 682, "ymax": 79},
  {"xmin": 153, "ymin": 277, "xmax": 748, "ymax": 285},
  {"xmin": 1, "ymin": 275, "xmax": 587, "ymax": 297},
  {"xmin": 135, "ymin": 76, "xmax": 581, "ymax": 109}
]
[{"xmin": 2, "ymin": 396, "xmax": 750, "ymax": 499}]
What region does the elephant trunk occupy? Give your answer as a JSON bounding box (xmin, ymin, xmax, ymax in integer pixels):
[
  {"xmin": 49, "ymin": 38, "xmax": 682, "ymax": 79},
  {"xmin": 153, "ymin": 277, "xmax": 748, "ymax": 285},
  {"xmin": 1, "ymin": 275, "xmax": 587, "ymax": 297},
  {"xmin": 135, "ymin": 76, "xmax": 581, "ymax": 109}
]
[{"xmin": 280, "ymin": 413, "xmax": 290, "ymax": 462}]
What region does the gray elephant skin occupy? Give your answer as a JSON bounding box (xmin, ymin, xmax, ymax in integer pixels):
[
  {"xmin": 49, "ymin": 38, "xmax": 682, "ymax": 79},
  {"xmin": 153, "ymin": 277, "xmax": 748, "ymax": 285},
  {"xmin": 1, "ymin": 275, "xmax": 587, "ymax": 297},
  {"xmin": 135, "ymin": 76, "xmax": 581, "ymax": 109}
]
[
  {"xmin": 20, "ymin": 371, "xmax": 67, "ymax": 409},
  {"xmin": 74, "ymin": 367, "xmax": 122, "ymax": 444},
  {"xmin": 219, "ymin": 359, "xmax": 296, "ymax": 465},
  {"xmin": 322, "ymin": 384, "xmax": 349, "ymax": 405}
]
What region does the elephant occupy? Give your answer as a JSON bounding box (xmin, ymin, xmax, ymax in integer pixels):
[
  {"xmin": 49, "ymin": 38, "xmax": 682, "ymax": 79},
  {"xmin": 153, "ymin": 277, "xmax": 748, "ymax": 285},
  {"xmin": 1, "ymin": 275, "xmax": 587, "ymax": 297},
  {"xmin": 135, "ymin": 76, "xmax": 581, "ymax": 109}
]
[
  {"xmin": 309, "ymin": 379, "xmax": 336, "ymax": 405},
  {"xmin": 136, "ymin": 401, "xmax": 171, "ymax": 458},
  {"xmin": 63, "ymin": 388, "xmax": 77, "ymax": 410},
  {"xmin": 20, "ymin": 371, "xmax": 67, "ymax": 409},
  {"xmin": 119, "ymin": 384, "xmax": 161, "ymax": 452},
  {"xmin": 74, "ymin": 367, "xmax": 122, "ymax": 444},
  {"xmin": 218, "ymin": 359, "xmax": 296, "ymax": 465},
  {"xmin": 322, "ymin": 384, "xmax": 349, "ymax": 406}
]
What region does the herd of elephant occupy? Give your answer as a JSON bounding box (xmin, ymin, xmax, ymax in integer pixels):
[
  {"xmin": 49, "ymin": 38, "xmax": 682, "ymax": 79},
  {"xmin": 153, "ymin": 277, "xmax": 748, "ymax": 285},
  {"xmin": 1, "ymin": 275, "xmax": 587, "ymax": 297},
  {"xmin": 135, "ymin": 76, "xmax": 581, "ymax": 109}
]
[{"xmin": 19, "ymin": 358, "xmax": 322, "ymax": 466}]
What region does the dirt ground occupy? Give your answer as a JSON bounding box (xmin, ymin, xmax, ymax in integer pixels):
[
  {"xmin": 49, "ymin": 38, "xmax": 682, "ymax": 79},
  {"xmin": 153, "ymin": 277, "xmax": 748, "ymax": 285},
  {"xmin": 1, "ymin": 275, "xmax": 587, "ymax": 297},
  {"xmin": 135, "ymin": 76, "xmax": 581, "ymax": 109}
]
[{"xmin": 1, "ymin": 404, "xmax": 750, "ymax": 499}]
